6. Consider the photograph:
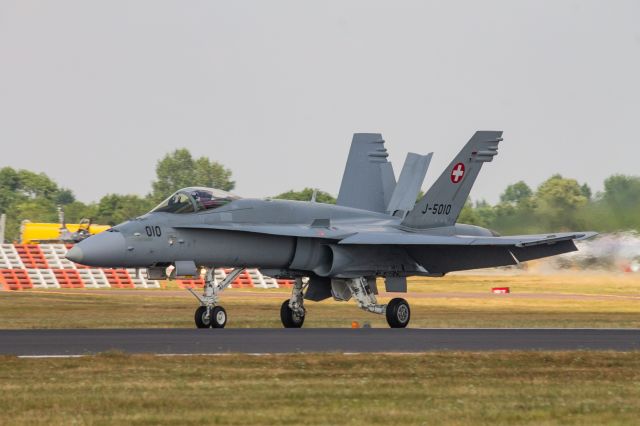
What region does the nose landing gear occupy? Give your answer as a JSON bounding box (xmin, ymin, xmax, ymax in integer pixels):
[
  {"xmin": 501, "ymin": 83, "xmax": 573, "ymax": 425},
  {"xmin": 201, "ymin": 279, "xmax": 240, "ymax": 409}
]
[{"xmin": 188, "ymin": 267, "xmax": 243, "ymax": 329}]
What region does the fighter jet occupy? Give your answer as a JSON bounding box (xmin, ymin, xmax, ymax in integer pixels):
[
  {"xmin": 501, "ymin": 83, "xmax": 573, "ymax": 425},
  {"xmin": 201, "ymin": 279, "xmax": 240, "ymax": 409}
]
[{"xmin": 66, "ymin": 131, "xmax": 596, "ymax": 328}]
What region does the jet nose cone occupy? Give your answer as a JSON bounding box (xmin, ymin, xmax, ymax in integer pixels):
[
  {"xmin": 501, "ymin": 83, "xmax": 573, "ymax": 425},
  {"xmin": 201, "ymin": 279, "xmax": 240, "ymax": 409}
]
[
  {"xmin": 67, "ymin": 231, "xmax": 128, "ymax": 267},
  {"xmin": 65, "ymin": 245, "xmax": 83, "ymax": 263}
]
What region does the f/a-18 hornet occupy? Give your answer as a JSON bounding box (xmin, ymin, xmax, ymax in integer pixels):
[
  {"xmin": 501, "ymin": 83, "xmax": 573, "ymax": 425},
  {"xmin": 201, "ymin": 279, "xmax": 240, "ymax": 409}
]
[{"xmin": 66, "ymin": 131, "xmax": 595, "ymax": 328}]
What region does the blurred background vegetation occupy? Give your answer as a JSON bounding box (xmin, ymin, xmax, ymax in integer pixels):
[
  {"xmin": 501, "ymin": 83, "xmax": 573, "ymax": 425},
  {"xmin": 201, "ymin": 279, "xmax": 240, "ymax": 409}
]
[{"xmin": 1, "ymin": 148, "xmax": 639, "ymax": 242}]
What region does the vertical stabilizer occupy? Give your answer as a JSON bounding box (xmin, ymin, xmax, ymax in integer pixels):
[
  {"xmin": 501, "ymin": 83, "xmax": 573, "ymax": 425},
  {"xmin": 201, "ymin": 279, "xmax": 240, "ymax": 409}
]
[
  {"xmin": 337, "ymin": 133, "xmax": 396, "ymax": 213},
  {"xmin": 401, "ymin": 131, "xmax": 502, "ymax": 229},
  {"xmin": 386, "ymin": 152, "xmax": 432, "ymax": 218}
]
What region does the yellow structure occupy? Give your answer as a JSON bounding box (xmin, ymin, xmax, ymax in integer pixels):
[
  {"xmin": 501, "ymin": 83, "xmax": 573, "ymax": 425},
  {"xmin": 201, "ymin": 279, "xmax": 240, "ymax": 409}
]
[{"xmin": 21, "ymin": 222, "xmax": 110, "ymax": 244}]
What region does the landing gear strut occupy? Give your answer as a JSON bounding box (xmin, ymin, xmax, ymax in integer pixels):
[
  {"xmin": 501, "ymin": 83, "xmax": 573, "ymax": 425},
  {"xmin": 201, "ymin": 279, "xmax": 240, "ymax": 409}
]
[
  {"xmin": 280, "ymin": 277, "xmax": 307, "ymax": 328},
  {"xmin": 346, "ymin": 277, "xmax": 411, "ymax": 328},
  {"xmin": 188, "ymin": 267, "xmax": 244, "ymax": 329}
]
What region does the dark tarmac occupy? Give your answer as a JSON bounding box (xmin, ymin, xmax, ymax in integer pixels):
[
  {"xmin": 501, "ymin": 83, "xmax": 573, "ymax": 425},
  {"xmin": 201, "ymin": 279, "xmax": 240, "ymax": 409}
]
[{"xmin": 1, "ymin": 328, "xmax": 639, "ymax": 356}]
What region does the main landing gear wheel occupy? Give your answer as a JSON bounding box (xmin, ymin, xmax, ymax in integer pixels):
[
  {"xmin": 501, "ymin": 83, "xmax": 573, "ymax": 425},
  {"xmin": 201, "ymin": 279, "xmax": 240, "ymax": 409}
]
[
  {"xmin": 386, "ymin": 298, "xmax": 411, "ymax": 328},
  {"xmin": 194, "ymin": 306, "xmax": 227, "ymax": 328},
  {"xmin": 280, "ymin": 300, "xmax": 305, "ymax": 328}
]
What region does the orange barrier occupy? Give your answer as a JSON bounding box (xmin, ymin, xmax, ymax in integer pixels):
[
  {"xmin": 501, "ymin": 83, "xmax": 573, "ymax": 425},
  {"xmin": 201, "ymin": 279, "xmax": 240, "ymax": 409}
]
[
  {"xmin": 14, "ymin": 244, "xmax": 49, "ymax": 269},
  {"xmin": 0, "ymin": 269, "xmax": 33, "ymax": 290},
  {"xmin": 177, "ymin": 278, "xmax": 205, "ymax": 289},
  {"xmin": 52, "ymin": 269, "xmax": 84, "ymax": 288},
  {"xmin": 0, "ymin": 244, "xmax": 294, "ymax": 290},
  {"xmin": 277, "ymin": 279, "xmax": 295, "ymax": 288},
  {"xmin": 102, "ymin": 269, "xmax": 134, "ymax": 288},
  {"xmin": 228, "ymin": 269, "xmax": 254, "ymax": 288}
]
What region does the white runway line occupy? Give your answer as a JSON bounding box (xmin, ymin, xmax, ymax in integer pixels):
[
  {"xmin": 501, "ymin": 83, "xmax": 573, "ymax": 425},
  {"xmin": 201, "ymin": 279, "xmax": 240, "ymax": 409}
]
[
  {"xmin": 15, "ymin": 352, "xmax": 439, "ymax": 359},
  {"xmin": 18, "ymin": 354, "xmax": 86, "ymax": 359}
]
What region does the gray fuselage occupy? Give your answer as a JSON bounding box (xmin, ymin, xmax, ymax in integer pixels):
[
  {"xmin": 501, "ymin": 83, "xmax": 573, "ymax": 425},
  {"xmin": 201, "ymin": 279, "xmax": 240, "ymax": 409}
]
[{"xmin": 71, "ymin": 198, "xmax": 494, "ymax": 279}]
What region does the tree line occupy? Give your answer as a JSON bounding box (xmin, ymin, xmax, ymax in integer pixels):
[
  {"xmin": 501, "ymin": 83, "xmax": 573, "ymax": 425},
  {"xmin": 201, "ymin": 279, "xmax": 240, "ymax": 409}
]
[
  {"xmin": 1, "ymin": 148, "xmax": 639, "ymax": 241},
  {"xmin": 0, "ymin": 149, "xmax": 233, "ymax": 242},
  {"xmin": 277, "ymin": 174, "xmax": 640, "ymax": 236},
  {"xmin": 458, "ymin": 174, "xmax": 640, "ymax": 235}
]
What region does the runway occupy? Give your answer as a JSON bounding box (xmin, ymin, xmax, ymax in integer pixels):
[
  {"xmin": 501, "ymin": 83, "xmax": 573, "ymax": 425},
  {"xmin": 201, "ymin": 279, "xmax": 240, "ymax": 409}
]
[{"xmin": 1, "ymin": 328, "xmax": 639, "ymax": 356}]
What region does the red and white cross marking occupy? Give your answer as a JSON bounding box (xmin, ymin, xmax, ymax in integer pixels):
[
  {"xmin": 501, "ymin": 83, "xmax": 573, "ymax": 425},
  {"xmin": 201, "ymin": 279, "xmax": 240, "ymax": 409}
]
[{"xmin": 450, "ymin": 162, "xmax": 465, "ymax": 183}]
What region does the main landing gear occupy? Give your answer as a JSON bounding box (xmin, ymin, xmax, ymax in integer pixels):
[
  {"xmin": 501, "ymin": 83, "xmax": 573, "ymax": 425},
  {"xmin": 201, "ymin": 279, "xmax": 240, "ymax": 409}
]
[
  {"xmin": 278, "ymin": 276, "xmax": 411, "ymax": 329},
  {"xmin": 280, "ymin": 277, "xmax": 307, "ymax": 328},
  {"xmin": 188, "ymin": 267, "xmax": 244, "ymax": 329},
  {"xmin": 345, "ymin": 277, "xmax": 411, "ymax": 328}
]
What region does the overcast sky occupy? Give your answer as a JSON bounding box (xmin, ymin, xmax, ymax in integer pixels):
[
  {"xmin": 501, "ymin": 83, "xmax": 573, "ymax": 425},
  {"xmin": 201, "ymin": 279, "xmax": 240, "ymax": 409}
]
[{"xmin": 1, "ymin": 1, "xmax": 639, "ymax": 204}]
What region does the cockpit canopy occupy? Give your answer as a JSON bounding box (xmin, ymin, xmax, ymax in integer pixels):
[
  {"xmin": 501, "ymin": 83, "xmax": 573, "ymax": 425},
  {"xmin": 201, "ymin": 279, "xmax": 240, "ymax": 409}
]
[{"xmin": 150, "ymin": 187, "xmax": 240, "ymax": 214}]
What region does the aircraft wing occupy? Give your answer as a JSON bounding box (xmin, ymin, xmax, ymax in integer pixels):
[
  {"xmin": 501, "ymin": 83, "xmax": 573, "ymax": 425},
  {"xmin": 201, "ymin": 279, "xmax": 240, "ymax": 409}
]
[
  {"xmin": 173, "ymin": 223, "xmax": 355, "ymax": 240},
  {"xmin": 338, "ymin": 231, "xmax": 597, "ymax": 273},
  {"xmin": 175, "ymin": 222, "xmax": 596, "ymax": 247},
  {"xmin": 338, "ymin": 231, "xmax": 598, "ymax": 246}
]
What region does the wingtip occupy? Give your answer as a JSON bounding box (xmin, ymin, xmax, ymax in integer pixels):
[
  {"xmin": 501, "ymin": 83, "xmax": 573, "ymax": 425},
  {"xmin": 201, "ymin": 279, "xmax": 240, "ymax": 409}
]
[{"xmin": 577, "ymin": 232, "xmax": 599, "ymax": 240}]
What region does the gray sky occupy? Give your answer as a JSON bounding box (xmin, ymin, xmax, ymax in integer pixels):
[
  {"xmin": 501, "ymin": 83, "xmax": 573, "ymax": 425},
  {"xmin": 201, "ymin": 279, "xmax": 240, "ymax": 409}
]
[{"xmin": 1, "ymin": 0, "xmax": 639, "ymax": 203}]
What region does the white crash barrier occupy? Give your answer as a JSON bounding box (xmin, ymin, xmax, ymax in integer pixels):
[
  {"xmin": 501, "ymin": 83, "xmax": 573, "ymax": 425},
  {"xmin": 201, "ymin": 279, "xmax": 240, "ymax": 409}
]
[{"xmin": 0, "ymin": 244, "xmax": 286, "ymax": 289}]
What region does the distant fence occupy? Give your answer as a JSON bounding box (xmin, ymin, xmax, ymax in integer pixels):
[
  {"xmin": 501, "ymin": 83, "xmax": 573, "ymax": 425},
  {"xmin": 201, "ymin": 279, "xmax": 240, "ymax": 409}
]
[{"xmin": 0, "ymin": 244, "xmax": 293, "ymax": 290}]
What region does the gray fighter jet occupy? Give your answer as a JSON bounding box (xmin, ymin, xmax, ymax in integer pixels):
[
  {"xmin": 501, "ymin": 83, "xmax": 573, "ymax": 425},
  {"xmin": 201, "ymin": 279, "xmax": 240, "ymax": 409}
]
[{"xmin": 66, "ymin": 131, "xmax": 596, "ymax": 328}]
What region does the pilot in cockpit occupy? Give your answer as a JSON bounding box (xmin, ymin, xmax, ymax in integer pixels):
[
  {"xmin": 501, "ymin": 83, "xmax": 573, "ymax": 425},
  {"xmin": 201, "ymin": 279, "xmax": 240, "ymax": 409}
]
[{"xmin": 151, "ymin": 187, "xmax": 238, "ymax": 214}]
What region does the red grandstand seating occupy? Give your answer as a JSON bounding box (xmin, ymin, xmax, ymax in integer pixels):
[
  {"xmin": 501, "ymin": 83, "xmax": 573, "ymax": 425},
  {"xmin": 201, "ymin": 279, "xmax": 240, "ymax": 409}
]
[
  {"xmin": 14, "ymin": 244, "xmax": 49, "ymax": 269},
  {"xmin": 0, "ymin": 269, "xmax": 34, "ymax": 290},
  {"xmin": 102, "ymin": 269, "xmax": 134, "ymax": 288},
  {"xmin": 52, "ymin": 269, "xmax": 84, "ymax": 288}
]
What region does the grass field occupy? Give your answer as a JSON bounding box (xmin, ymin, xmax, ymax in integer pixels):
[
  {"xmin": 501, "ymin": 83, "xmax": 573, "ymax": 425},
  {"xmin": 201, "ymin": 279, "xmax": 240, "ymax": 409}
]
[
  {"xmin": 1, "ymin": 351, "xmax": 639, "ymax": 425},
  {"xmin": 0, "ymin": 273, "xmax": 638, "ymax": 328}
]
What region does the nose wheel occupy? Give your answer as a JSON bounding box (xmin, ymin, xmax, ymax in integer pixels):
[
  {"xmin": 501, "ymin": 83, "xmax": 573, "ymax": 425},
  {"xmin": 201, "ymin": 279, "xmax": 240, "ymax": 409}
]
[
  {"xmin": 188, "ymin": 267, "xmax": 244, "ymax": 329},
  {"xmin": 194, "ymin": 306, "xmax": 227, "ymax": 328},
  {"xmin": 194, "ymin": 306, "xmax": 210, "ymax": 328}
]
